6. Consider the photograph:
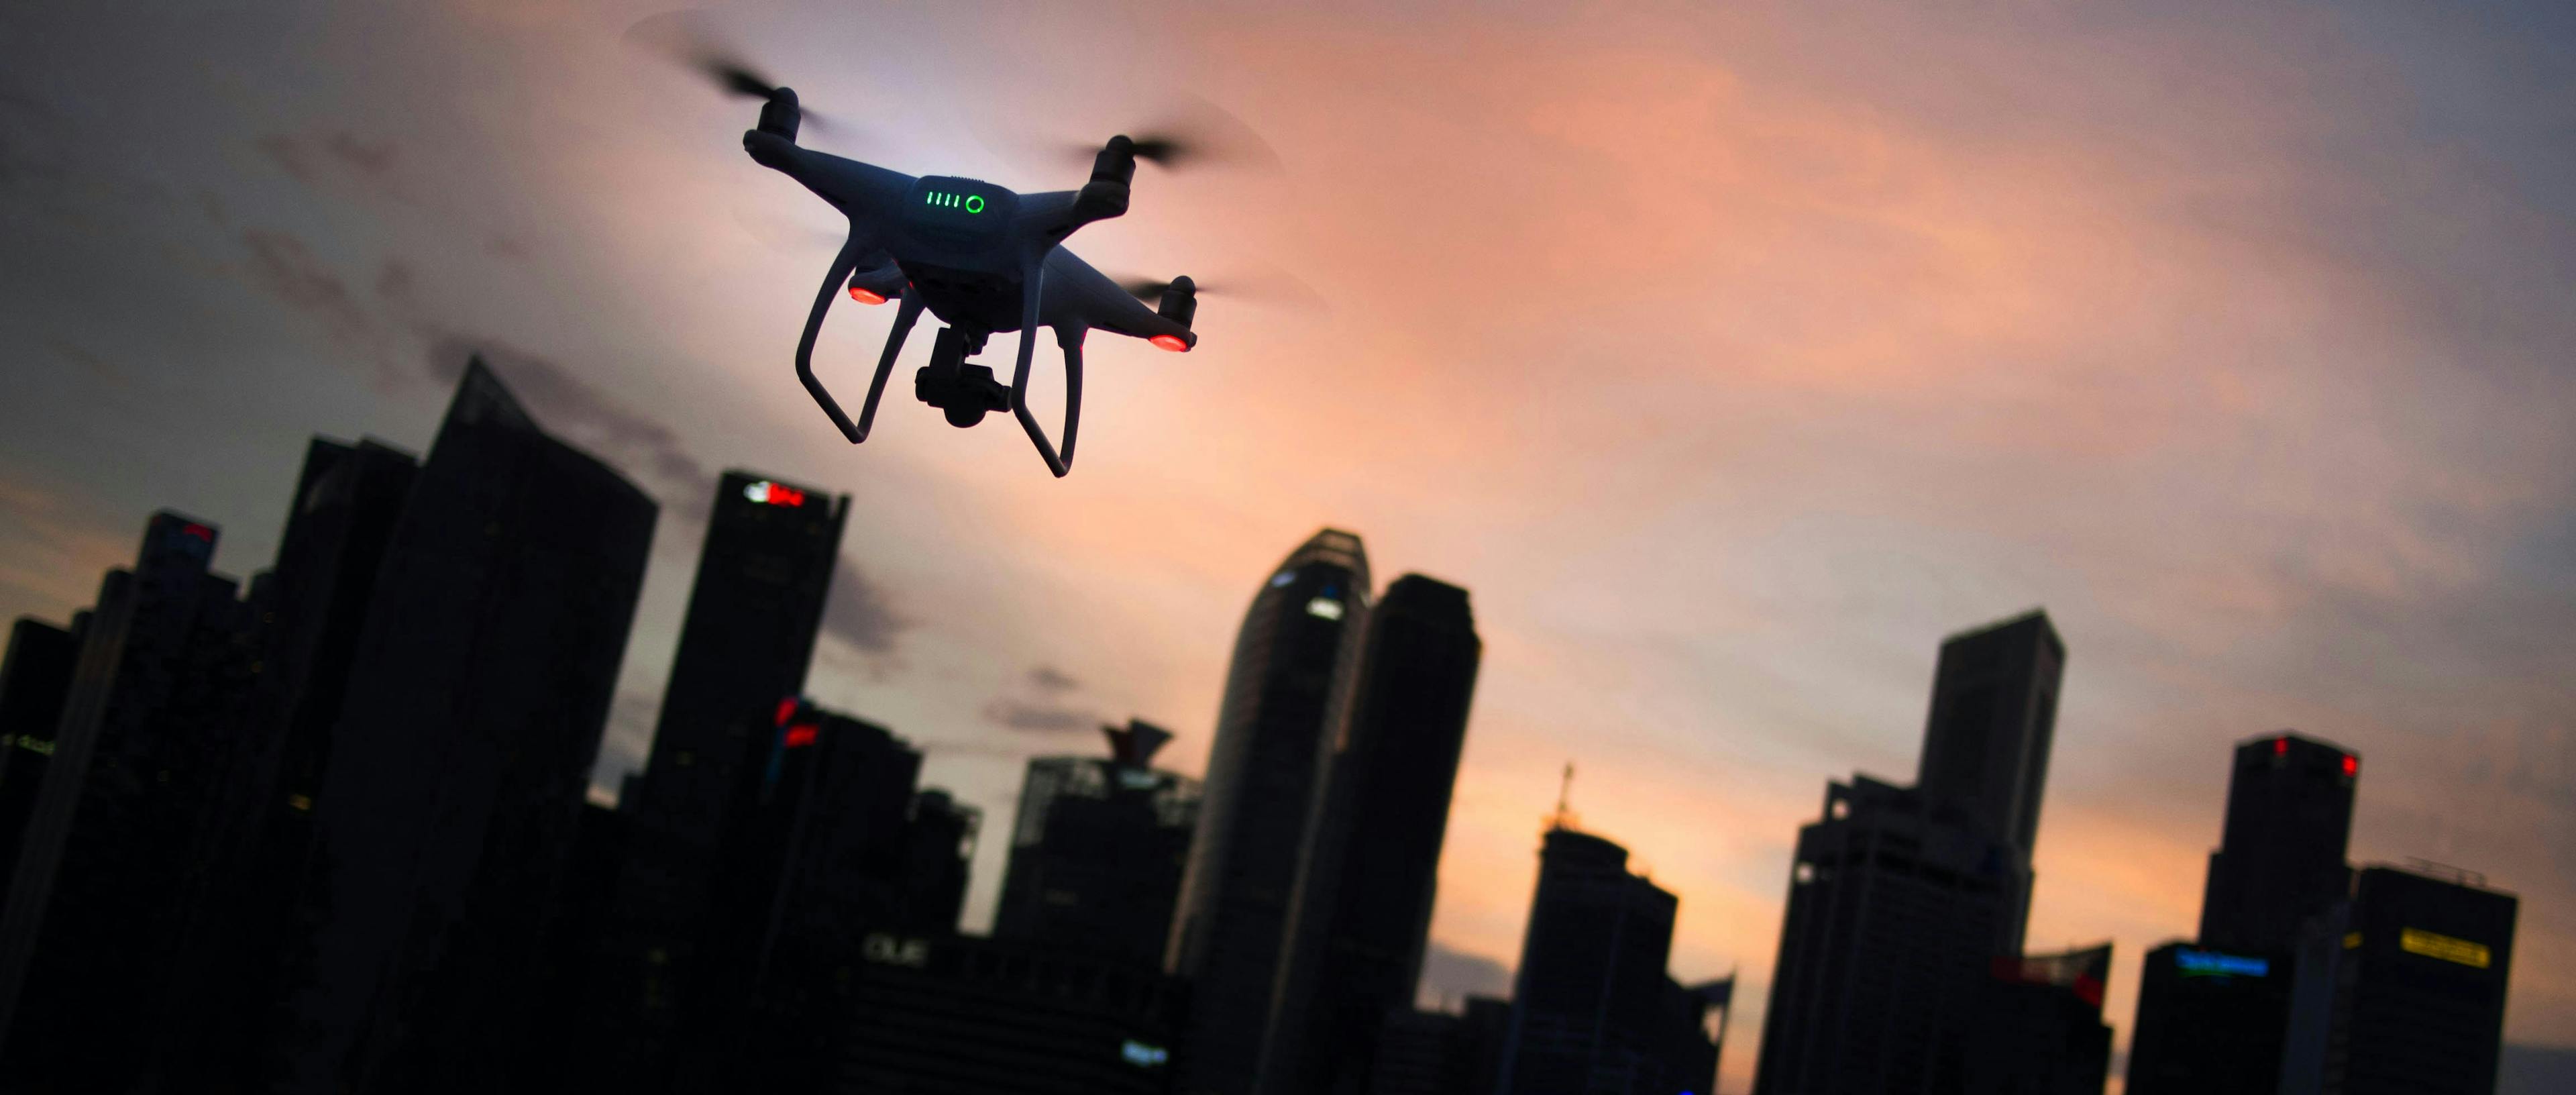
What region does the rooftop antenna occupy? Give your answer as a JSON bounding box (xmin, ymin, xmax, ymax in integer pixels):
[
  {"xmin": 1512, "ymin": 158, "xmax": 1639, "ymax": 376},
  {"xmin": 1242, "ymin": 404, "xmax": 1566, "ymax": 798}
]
[{"xmin": 1548, "ymin": 761, "xmax": 1578, "ymax": 831}]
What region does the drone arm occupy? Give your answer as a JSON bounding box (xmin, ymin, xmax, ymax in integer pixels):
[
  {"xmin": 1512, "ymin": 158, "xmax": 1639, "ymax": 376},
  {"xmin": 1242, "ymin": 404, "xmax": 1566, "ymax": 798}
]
[
  {"xmin": 796, "ymin": 238, "xmax": 869, "ymax": 442},
  {"xmin": 1006, "ymin": 269, "xmax": 1083, "ymax": 477}
]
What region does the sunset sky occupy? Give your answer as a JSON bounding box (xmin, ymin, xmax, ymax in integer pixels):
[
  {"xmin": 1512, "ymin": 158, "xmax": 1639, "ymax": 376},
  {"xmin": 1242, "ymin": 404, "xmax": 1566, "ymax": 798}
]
[{"xmin": 3, "ymin": 2, "xmax": 2571, "ymax": 1090}]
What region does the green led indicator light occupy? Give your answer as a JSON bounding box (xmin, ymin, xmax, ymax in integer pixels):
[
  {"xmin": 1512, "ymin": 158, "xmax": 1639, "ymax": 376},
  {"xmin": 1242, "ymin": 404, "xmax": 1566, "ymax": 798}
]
[
  {"xmin": 965, "ymin": 195, "xmax": 983, "ymax": 213},
  {"xmin": 923, "ymin": 191, "xmax": 985, "ymax": 213}
]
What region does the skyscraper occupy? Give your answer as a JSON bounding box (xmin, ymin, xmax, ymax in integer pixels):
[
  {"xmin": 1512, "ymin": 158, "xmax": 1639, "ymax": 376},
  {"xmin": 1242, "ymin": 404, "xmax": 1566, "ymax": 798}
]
[
  {"xmin": 667, "ymin": 696, "xmax": 975, "ymax": 1091},
  {"xmin": 1261, "ymin": 574, "xmax": 1483, "ymax": 1095},
  {"xmin": 1754, "ymin": 774, "xmax": 2027, "ymax": 1095},
  {"xmin": 595, "ymin": 467, "xmax": 846, "ymax": 1073},
  {"xmin": 1495, "ymin": 823, "xmax": 1721, "ymax": 1095},
  {"xmin": 2200, "ymin": 733, "xmax": 2359, "ymax": 953},
  {"xmin": 2127, "ymin": 731, "xmax": 2359, "ymax": 1095},
  {"xmin": 1916, "ymin": 611, "xmax": 2064, "ymax": 870},
  {"xmin": 1962, "ymin": 945, "xmax": 2114, "ymax": 1095},
  {"xmin": 0, "ymin": 616, "xmax": 83, "ymax": 908},
  {"xmin": 839, "ymin": 931, "xmax": 1191, "ymax": 1095},
  {"xmin": 146, "ymin": 435, "xmax": 421, "ymax": 1086},
  {"xmin": 2126, "ymin": 941, "xmax": 2295, "ymax": 1095},
  {"xmin": 1169, "ymin": 528, "xmax": 1371, "ymax": 1095},
  {"xmin": 2278, "ymin": 863, "xmax": 2517, "ymax": 1095},
  {"xmin": 280, "ymin": 358, "xmax": 656, "ymax": 1094},
  {"xmin": 0, "ymin": 511, "xmax": 266, "ymax": 1088},
  {"xmin": 995, "ymin": 719, "xmax": 1203, "ymax": 968}
]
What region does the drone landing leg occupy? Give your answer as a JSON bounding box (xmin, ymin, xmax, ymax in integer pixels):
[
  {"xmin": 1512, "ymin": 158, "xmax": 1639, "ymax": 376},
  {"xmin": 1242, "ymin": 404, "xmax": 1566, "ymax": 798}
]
[
  {"xmin": 1006, "ymin": 273, "xmax": 1081, "ymax": 477},
  {"xmin": 788, "ymin": 240, "xmax": 902, "ymax": 443},
  {"xmin": 855, "ymin": 290, "xmax": 928, "ymax": 439}
]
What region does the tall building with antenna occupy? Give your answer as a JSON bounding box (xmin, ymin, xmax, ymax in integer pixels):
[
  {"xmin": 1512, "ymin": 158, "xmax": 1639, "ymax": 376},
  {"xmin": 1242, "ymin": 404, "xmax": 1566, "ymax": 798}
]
[
  {"xmin": 1495, "ymin": 770, "xmax": 1729, "ymax": 1095},
  {"xmin": 1168, "ymin": 529, "xmax": 1371, "ymax": 1095}
]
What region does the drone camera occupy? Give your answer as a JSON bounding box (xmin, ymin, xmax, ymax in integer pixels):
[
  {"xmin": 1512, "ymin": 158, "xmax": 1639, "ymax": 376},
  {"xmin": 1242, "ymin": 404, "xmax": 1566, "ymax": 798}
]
[
  {"xmin": 915, "ymin": 363, "xmax": 1010, "ymax": 427},
  {"xmin": 914, "ymin": 327, "xmax": 1012, "ymax": 427}
]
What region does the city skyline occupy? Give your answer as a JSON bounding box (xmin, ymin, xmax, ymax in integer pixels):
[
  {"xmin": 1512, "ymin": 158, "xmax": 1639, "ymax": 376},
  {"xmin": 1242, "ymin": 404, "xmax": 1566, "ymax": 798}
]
[{"xmin": 4, "ymin": 3, "xmax": 2573, "ymax": 1092}]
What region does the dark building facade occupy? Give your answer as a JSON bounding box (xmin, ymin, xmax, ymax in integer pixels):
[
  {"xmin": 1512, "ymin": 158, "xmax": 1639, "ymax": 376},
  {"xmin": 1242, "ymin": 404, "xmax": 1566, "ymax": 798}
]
[
  {"xmin": 1756, "ymin": 610, "xmax": 2065, "ymax": 1095},
  {"xmin": 598, "ymin": 469, "xmax": 849, "ymax": 1066},
  {"xmin": 840, "ymin": 932, "xmax": 1189, "ymax": 1095},
  {"xmin": 1914, "ymin": 609, "xmax": 2063, "ymax": 948},
  {"xmin": 995, "ymin": 720, "xmax": 1203, "ymax": 968},
  {"xmin": 2127, "ymin": 731, "xmax": 2358, "ymax": 1095},
  {"xmin": 148, "ymin": 435, "xmax": 423, "ymax": 1087},
  {"xmin": 1262, "ymin": 574, "xmax": 1484, "ymax": 1095},
  {"xmin": 1753, "ymin": 774, "xmax": 2027, "ymax": 1095},
  {"xmin": 278, "ymin": 359, "xmax": 656, "ymax": 1094},
  {"xmin": 1962, "ymin": 945, "xmax": 2113, "ymax": 1095},
  {"xmin": 674, "ymin": 697, "xmax": 969, "ymax": 1091},
  {"xmin": 1368, "ymin": 998, "xmax": 1510, "ymax": 1095},
  {"xmin": 1497, "ymin": 825, "xmax": 1721, "ymax": 1095},
  {"xmin": 0, "ymin": 616, "xmax": 83, "ymax": 910},
  {"xmin": 2126, "ymin": 942, "xmax": 2294, "ymax": 1095},
  {"xmin": 1169, "ymin": 528, "xmax": 1372, "ymax": 1095},
  {"xmin": 2278, "ymin": 864, "xmax": 2517, "ymax": 1095},
  {"xmin": 2200, "ymin": 733, "xmax": 2359, "ymax": 954},
  {"xmin": 0, "ymin": 512, "xmax": 268, "ymax": 1089}
]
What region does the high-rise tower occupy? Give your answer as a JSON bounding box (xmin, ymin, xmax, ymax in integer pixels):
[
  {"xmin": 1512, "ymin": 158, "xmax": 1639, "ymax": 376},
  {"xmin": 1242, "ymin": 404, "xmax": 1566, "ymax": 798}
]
[
  {"xmin": 1756, "ymin": 609, "xmax": 2067, "ymax": 1095},
  {"xmin": 597, "ymin": 468, "xmax": 847, "ymax": 1073},
  {"xmin": 1916, "ymin": 610, "xmax": 2065, "ymax": 864},
  {"xmin": 995, "ymin": 719, "xmax": 1203, "ymax": 968},
  {"xmin": 280, "ymin": 358, "xmax": 657, "ymax": 1094},
  {"xmin": 1495, "ymin": 823, "xmax": 1724, "ymax": 1095},
  {"xmin": 1259, "ymin": 574, "xmax": 1483, "ymax": 1095},
  {"xmin": 2200, "ymin": 733, "xmax": 2359, "ymax": 953},
  {"xmin": 1168, "ymin": 528, "xmax": 1371, "ymax": 1095}
]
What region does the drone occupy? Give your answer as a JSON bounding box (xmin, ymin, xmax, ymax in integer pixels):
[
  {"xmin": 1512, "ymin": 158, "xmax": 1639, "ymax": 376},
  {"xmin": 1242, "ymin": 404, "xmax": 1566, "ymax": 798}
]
[{"xmin": 695, "ymin": 56, "xmax": 1221, "ymax": 477}]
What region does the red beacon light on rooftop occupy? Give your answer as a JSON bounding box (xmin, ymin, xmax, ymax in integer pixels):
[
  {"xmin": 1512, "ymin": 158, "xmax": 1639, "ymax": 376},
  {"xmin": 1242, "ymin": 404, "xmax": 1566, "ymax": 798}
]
[{"xmin": 2342, "ymin": 754, "xmax": 2359, "ymax": 777}]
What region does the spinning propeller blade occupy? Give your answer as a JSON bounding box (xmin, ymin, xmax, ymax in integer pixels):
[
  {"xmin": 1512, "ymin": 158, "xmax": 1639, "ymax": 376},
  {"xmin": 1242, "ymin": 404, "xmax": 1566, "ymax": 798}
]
[
  {"xmin": 627, "ymin": 11, "xmax": 839, "ymax": 134},
  {"xmin": 1018, "ymin": 93, "xmax": 1281, "ymax": 174},
  {"xmin": 1118, "ymin": 266, "xmax": 1328, "ymax": 313}
]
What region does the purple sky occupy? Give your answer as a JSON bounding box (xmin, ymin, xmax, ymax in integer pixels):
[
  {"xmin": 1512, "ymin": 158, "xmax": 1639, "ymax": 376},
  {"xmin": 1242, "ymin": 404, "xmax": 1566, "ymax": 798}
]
[{"xmin": 3, "ymin": 3, "xmax": 2571, "ymax": 1090}]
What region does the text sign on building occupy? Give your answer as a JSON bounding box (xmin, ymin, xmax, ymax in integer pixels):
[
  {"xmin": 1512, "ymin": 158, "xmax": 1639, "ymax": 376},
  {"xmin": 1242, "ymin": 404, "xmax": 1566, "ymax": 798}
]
[
  {"xmin": 862, "ymin": 933, "xmax": 929, "ymax": 968},
  {"xmin": 2398, "ymin": 927, "xmax": 2491, "ymax": 969},
  {"xmin": 2176, "ymin": 949, "xmax": 2270, "ymax": 979},
  {"xmin": 743, "ymin": 480, "xmax": 808, "ymax": 507}
]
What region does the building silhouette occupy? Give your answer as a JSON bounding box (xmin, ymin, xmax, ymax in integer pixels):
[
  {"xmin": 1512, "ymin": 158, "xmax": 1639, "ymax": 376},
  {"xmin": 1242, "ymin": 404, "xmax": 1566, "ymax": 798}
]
[
  {"xmin": 0, "ymin": 616, "xmax": 83, "ymax": 910},
  {"xmin": 2200, "ymin": 733, "xmax": 2359, "ymax": 953},
  {"xmin": 674, "ymin": 696, "xmax": 974, "ymax": 1090},
  {"xmin": 595, "ymin": 468, "xmax": 847, "ymax": 1077},
  {"xmin": 994, "ymin": 719, "xmax": 1203, "ymax": 968},
  {"xmin": 1261, "ymin": 573, "xmax": 1484, "ymax": 1095},
  {"xmin": 839, "ymin": 932, "xmax": 1189, "ymax": 1095},
  {"xmin": 277, "ymin": 358, "xmax": 656, "ymax": 1094},
  {"xmin": 1169, "ymin": 528, "xmax": 1373, "ymax": 1095},
  {"xmin": 146, "ymin": 435, "xmax": 424, "ymax": 1088},
  {"xmin": 2127, "ymin": 942, "xmax": 2296, "ymax": 1095},
  {"xmin": 1368, "ymin": 996, "xmax": 1512, "ymax": 1095},
  {"xmin": 2278, "ymin": 863, "xmax": 2517, "ymax": 1095},
  {"xmin": 1496, "ymin": 821, "xmax": 1725, "ymax": 1095},
  {"xmin": 1755, "ymin": 610, "xmax": 2065, "ymax": 1095},
  {"xmin": 2129, "ymin": 731, "xmax": 2359, "ymax": 1095},
  {"xmin": 1962, "ymin": 945, "xmax": 2114, "ymax": 1095},
  {"xmin": 0, "ymin": 511, "xmax": 268, "ymax": 1089},
  {"xmin": 1915, "ymin": 609, "xmax": 2064, "ymax": 948}
]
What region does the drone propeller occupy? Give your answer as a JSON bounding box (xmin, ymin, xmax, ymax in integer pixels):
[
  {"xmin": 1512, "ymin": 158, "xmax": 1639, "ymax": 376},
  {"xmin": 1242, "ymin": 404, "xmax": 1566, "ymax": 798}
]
[
  {"xmin": 1118, "ymin": 267, "xmax": 1328, "ymax": 313},
  {"xmin": 1009, "ymin": 93, "xmax": 1281, "ymax": 175},
  {"xmin": 627, "ymin": 11, "xmax": 839, "ymax": 134}
]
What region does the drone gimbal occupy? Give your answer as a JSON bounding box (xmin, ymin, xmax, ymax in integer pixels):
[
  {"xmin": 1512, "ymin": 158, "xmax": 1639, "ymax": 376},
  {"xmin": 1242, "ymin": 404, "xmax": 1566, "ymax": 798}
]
[{"xmin": 740, "ymin": 89, "xmax": 1200, "ymax": 477}]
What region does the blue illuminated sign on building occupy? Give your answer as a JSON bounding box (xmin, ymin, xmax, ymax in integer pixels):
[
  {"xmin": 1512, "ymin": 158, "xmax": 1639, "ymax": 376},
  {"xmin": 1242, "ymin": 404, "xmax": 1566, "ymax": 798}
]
[{"xmin": 2176, "ymin": 949, "xmax": 2269, "ymax": 979}]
